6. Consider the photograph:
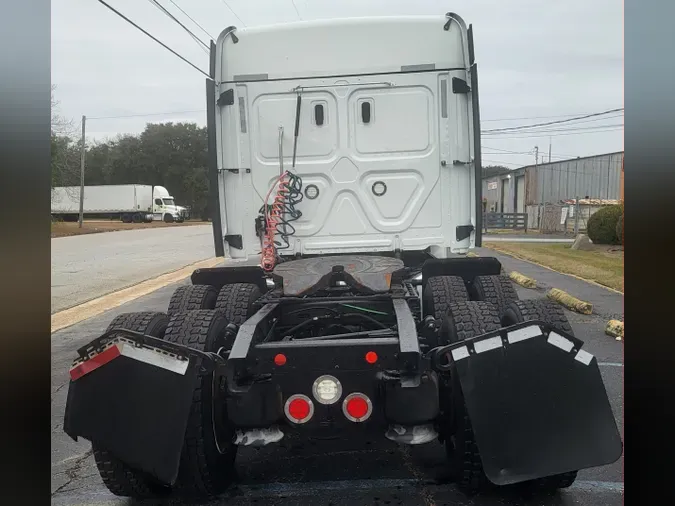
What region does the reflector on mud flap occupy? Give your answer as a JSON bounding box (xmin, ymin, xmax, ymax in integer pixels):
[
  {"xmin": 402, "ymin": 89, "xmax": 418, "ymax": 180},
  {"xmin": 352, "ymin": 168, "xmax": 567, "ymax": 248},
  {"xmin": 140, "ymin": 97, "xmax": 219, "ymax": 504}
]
[
  {"xmin": 446, "ymin": 322, "xmax": 622, "ymax": 486},
  {"xmin": 63, "ymin": 336, "xmax": 202, "ymax": 486}
]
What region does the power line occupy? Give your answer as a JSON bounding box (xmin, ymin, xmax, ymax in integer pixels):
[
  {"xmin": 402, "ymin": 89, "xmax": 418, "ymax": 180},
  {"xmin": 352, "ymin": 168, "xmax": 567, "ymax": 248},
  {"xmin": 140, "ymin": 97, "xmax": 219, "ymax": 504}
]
[
  {"xmin": 88, "ymin": 110, "xmax": 206, "ymax": 120},
  {"xmin": 96, "ymin": 0, "xmax": 210, "ymax": 78},
  {"xmin": 484, "ymin": 123, "xmax": 624, "ymax": 136},
  {"xmin": 167, "ymin": 0, "xmax": 215, "ymax": 40},
  {"xmin": 481, "ymin": 108, "xmax": 624, "ymax": 133},
  {"xmin": 483, "ymin": 145, "xmax": 577, "ymax": 158},
  {"xmin": 482, "ymin": 158, "xmax": 522, "ymax": 167},
  {"xmin": 146, "ymin": 0, "xmax": 208, "ymax": 51},
  {"xmin": 217, "ymin": 0, "xmax": 246, "ymax": 27},
  {"xmin": 291, "ymin": 0, "xmax": 303, "ymax": 20},
  {"xmin": 481, "ymin": 109, "xmax": 623, "ymax": 122},
  {"xmin": 482, "ymin": 126, "xmax": 623, "ymax": 139}
]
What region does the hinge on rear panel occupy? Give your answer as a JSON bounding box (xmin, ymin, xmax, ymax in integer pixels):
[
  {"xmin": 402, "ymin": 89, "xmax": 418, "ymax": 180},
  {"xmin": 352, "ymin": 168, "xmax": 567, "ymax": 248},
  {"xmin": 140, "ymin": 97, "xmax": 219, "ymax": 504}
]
[
  {"xmin": 217, "ymin": 88, "xmax": 235, "ymax": 106},
  {"xmin": 452, "ymin": 78, "xmax": 471, "ymax": 94}
]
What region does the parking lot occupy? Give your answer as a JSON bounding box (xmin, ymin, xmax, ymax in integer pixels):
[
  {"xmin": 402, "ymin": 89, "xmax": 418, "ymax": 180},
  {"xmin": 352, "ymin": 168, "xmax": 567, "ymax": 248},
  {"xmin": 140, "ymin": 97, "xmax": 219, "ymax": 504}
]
[{"xmin": 50, "ymin": 248, "xmax": 623, "ymax": 506}]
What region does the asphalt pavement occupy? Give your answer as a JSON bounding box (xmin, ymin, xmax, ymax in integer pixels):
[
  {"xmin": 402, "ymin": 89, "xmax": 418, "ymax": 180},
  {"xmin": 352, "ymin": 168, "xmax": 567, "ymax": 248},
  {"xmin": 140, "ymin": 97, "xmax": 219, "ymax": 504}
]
[
  {"xmin": 50, "ymin": 251, "xmax": 623, "ymax": 506},
  {"xmin": 51, "ymin": 225, "xmax": 214, "ymax": 313}
]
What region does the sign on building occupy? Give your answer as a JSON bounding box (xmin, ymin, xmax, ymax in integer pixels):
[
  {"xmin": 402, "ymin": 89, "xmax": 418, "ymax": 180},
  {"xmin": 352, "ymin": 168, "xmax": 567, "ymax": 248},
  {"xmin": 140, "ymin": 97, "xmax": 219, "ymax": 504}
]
[{"xmin": 487, "ymin": 181, "xmax": 498, "ymax": 190}]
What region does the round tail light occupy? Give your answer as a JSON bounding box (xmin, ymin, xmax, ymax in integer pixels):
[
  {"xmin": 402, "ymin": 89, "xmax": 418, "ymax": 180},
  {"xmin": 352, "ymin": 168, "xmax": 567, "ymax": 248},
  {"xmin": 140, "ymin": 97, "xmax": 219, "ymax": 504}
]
[
  {"xmin": 284, "ymin": 394, "xmax": 314, "ymax": 424},
  {"xmin": 342, "ymin": 392, "xmax": 373, "ymax": 422}
]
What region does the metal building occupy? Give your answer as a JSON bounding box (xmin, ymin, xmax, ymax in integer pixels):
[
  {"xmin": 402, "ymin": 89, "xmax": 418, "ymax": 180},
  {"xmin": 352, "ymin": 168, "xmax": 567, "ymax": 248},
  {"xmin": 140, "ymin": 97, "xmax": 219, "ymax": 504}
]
[{"xmin": 482, "ymin": 151, "xmax": 624, "ymax": 215}]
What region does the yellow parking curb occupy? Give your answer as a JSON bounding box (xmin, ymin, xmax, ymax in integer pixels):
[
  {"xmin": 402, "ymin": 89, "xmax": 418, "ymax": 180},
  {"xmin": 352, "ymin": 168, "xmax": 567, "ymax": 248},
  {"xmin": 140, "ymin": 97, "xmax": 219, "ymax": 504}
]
[
  {"xmin": 466, "ymin": 251, "xmax": 479, "ymax": 257},
  {"xmin": 509, "ymin": 271, "xmax": 537, "ymax": 288},
  {"xmin": 52, "ymin": 257, "xmax": 223, "ymax": 333},
  {"xmin": 546, "ymin": 288, "xmax": 593, "ymax": 315},
  {"xmin": 605, "ymin": 320, "xmax": 624, "ymax": 340}
]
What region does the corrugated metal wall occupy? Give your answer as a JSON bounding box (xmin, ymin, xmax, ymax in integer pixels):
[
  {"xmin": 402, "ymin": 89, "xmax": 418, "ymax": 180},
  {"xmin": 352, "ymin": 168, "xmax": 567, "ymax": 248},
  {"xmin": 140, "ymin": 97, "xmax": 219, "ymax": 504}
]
[{"xmin": 527, "ymin": 152, "xmax": 623, "ymax": 204}]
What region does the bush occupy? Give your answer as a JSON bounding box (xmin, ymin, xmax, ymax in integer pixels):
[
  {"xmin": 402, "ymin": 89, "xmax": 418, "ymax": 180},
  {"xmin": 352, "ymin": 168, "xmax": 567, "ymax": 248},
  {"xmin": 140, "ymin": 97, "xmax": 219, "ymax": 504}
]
[
  {"xmin": 587, "ymin": 204, "xmax": 623, "ymax": 245},
  {"xmin": 615, "ymin": 212, "xmax": 623, "ymax": 245}
]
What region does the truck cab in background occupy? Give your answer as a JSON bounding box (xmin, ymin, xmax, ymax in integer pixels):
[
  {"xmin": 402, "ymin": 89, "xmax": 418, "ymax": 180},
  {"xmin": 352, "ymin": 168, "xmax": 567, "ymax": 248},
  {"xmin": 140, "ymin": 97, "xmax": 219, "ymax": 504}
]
[{"xmin": 152, "ymin": 185, "xmax": 184, "ymax": 223}]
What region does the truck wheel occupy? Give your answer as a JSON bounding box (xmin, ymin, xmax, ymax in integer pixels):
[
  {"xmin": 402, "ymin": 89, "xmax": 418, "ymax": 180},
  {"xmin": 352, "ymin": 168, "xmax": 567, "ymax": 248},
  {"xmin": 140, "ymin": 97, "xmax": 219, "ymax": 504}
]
[
  {"xmin": 440, "ymin": 301, "xmax": 501, "ymax": 495},
  {"xmin": 163, "ymin": 310, "xmax": 237, "ymax": 497},
  {"xmin": 471, "ymin": 274, "xmax": 519, "ymax": 316},
  {"xmin": 93, "ymin": 312, "xmax": 170, "ymax": 499},
  {"xmin": 167, "ymin": 285, "xmax": 218, "ymax": 315},
  {"xmin": 422, "ymin": 276, "xmax": 469, "ymax": 320},
  {"xmin": 500, "ymin": 299, "xmax": 579, "ymax": 491},
  {"xmin": 501, "ymin": 299, "xmax": 574, "ymax": 336},
  {"xmin": 215, "ymin": 283, "xmax": 262, "ymax": 326},
  {"xmin": 132, "ymin": 213, "xmax": 142, "ymax": 223},
  {"xmin": 164, "ymin": 214, "xmax": 174, "ymax": 223}
]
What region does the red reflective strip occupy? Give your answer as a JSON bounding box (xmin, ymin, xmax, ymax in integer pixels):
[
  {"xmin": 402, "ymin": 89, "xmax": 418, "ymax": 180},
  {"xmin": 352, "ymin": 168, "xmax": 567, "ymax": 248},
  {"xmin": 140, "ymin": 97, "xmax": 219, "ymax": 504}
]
[{"xmin": 69, "ymin": 345, "xmax": 121, "ymax": 381}]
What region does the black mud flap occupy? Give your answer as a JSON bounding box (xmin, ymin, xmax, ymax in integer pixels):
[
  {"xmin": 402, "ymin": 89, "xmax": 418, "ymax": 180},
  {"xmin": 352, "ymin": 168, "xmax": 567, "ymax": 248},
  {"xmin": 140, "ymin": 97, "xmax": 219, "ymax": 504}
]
[
  {"xmin": 433, "ymin": 322, "xmax": 623, "ymax": 486},
  {"xmin": 63, "ymin": 332, "xmax": 212, "ymax": 486}
]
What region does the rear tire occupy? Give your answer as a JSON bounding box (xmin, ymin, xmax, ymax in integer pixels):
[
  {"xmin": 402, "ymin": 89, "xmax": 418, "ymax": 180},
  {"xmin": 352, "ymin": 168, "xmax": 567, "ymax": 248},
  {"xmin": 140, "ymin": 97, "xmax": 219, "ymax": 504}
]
[
  {"xmin": 121, "ymin": 213, "xmax": 132, "ymax": 223},
  {"xmin": 471, "ymin": 274, "xmax": 519, "ymax": 316},
  {"xmin": 164, "ymin": 214, "xmax": 174, "ymax": 223},
  {"xmin": 440, "ymin": 301, "xmax": 501, "ymax": 495},
  {"xmin": 422, "ymin": 276, "xmax": 469, "ymax": 320},
  {"xmin": 215, "ymin": 283, "xmax": 262, "ymax": 326},
  {"xmin": 131, "ymin": 213, "xmax": 142, "ymax": 223},
  {"xmin": 501, "ymin": 298, "xmax": 575, "ymax": 337},
  {"xmin": 167, "ymin": 285, "xmax": 218, "ymax": 315},
  {"xmin": 500, "ymin": 299, "xmax": 578, "ymax": 491},
  {"xmin": 163, "ymin": 311, "xmax": 237, "ymax": 497},
  {"xmin": 93, "ymin": 312, "xmax": 170, "ymax": 499}
]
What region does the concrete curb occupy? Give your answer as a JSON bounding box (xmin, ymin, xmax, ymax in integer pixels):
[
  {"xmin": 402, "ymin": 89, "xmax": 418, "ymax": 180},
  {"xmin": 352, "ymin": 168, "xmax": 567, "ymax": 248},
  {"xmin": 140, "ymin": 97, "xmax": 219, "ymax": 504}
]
[
  {"xmin": 546, "ymin": 288, "xmax": 593, "ymax": 315},
  {"xmin": 51, "ymin": 257, "xmax": 223, "ymax": 333},
  {"xmin": 466, "ymin": 251, "xmax": 479, "ymax": 257},
  {"xmin": 508, "ymin": 271, "xmax": 537, "ymax": 288},
  {"xmin": 605, "ymin": 320, "xmax": 624, "ymax": 340}
]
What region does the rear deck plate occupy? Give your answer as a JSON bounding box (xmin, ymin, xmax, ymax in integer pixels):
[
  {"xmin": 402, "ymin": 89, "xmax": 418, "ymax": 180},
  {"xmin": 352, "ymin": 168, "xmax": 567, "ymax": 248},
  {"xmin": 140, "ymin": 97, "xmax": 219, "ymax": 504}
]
[{"xmin": 274, "ymin": 255, "xmax": 404, "ymax": 296}]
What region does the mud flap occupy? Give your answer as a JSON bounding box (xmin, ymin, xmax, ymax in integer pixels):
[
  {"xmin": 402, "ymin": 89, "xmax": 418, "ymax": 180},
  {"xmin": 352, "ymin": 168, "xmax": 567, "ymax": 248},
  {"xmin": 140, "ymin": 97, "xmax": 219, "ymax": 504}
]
[
  {"xmin": 438, "ymin": 322, "xmax": 622, "ymax": 486},
  {"xmin": 63, "ymin": 335, "xmax": 207, "ymax": 486}
]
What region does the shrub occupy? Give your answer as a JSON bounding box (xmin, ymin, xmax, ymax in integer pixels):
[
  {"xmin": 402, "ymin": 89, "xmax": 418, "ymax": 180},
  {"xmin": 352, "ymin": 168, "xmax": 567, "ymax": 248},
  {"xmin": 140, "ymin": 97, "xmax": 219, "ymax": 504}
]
[
  {"xmin": 587, "ymin": 204, "xmax": 623, "ymax": 245},
  {"xmin": 615, "ymin": 212, "xmax": 623, "ymax": 245}
]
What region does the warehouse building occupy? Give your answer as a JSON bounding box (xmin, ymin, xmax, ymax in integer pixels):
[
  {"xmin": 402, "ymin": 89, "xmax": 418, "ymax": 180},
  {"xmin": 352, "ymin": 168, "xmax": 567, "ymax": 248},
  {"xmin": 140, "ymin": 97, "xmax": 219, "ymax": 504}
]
[{"xmin": 482, "ymin": 151, "xmax": 624, "ymax": 229}]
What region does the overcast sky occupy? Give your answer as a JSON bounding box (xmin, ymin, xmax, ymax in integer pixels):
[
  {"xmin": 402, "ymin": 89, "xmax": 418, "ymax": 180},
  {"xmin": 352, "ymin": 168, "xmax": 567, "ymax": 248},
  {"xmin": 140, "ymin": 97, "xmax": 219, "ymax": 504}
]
[{"xmin": 52, "ymin": 0, "xmax": 623, "ymax": 168}]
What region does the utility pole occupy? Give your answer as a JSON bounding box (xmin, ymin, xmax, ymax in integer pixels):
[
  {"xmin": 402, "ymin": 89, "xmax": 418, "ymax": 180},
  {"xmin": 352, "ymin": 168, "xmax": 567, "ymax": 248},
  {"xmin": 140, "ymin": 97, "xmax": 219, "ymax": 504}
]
[
  {"xmin": 78, "ymin": 115, "xmax": 86, "ymax": 228},
  {"xmin": 548, "ymin": 137, "xmax": 552, "ymax": 163}
]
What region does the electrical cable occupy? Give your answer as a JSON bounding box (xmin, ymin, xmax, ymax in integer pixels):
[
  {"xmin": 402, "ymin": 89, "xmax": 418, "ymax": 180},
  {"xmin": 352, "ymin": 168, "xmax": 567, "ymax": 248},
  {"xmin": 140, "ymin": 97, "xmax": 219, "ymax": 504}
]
[
  {"xmin": 481, "ymin": 108, "xmax": 624, "ymax": 133},
  {"xmin": 146, "ymin": 0, "xmax": 209, "ymax": 52},
  {"xmin": 96, "ymin": 0, "xmax": 210, "ymax": 78},
  {"xmin": 217, "ymin": 0, "xmax": 247, "ymax": 27},
  {"xmin": 167, "ymin": 0, "xmax": 215, "ymax": 40}
]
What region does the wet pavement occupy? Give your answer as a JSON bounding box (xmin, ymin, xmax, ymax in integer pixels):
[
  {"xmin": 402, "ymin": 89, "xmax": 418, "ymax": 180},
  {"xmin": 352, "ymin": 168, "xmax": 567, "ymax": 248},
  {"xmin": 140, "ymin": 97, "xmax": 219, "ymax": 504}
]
[{"xmin": 51, "ymin": 254, "xmax": 623, "ymax": 506}]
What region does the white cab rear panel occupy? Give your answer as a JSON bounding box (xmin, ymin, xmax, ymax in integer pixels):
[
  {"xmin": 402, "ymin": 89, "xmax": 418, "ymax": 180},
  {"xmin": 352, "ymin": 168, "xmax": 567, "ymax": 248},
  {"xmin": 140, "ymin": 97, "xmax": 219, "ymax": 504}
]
[{"xmin": 214, "ymin": 15, "xmax": 476, "ymax": 260}]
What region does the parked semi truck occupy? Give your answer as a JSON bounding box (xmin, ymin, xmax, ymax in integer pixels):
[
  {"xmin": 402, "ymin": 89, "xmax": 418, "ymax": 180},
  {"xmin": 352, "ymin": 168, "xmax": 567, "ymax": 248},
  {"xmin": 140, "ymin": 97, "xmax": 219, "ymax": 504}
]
[
  {"xmin": 64, "ymin": 13, "xmax": 622, "ymax": 500},
  {"xmin": 51, "ymin": 184, "xmax": 184, "ymax": 223}
]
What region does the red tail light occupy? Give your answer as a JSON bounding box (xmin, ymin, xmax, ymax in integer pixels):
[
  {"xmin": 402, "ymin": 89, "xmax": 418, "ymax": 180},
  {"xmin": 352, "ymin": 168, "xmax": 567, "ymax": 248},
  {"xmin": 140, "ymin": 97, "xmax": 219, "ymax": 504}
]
[
  {"xmin": 342, "ymin": 393, "xmax": 373, "ymax": 422},
  {"xmin": 284, "ymin": 394, "xmax": 314, "ymax": 424}
]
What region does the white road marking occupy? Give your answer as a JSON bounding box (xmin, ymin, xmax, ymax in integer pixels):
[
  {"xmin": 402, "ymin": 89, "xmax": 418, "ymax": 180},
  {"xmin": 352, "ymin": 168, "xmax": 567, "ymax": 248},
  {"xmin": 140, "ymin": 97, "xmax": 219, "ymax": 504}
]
[{"xmin": 598, "ymin": 362, "xmax": 623, "ymax": 367}]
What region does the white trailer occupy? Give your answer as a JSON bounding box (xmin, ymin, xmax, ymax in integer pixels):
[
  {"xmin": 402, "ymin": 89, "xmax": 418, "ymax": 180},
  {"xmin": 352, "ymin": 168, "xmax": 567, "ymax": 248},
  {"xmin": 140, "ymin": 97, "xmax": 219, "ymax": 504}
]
[{"xmin": 51, "ymin": 184, "xmax": 184, "ymax": 223}]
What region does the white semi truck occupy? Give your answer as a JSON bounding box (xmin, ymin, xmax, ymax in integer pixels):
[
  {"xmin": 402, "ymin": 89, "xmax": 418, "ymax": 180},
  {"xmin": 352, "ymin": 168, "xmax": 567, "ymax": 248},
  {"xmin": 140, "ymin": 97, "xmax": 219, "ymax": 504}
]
[
  {"xmin": 51, "ymin": 184, "xmax": 184, "ymax": 223},
  {"xmin": 64, "ymin": 13, "xmax": 622, "ymax": 501}
]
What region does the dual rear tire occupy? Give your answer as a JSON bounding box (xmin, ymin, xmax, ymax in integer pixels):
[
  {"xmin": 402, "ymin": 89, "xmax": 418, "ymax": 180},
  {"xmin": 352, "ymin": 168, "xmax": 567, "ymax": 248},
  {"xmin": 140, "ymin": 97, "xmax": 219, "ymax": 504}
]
[
  {"xmin": 94, "ymin": 282, "xmax": 262, "ymax": 499},
  {"xmin": 440, "ymin": 298, "xmax": 579, "ymax": 495}
]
